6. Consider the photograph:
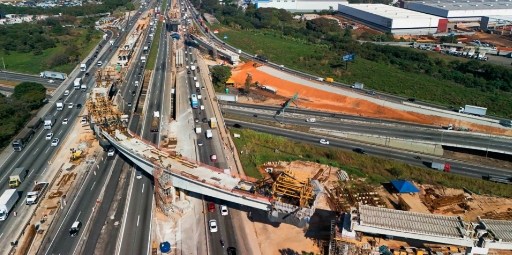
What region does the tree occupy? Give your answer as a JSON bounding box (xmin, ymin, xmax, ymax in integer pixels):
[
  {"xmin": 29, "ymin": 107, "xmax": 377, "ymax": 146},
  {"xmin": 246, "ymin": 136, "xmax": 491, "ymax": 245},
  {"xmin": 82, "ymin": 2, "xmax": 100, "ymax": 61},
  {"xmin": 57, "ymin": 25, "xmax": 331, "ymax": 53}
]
[
  {"xmin": 243, "ymin": 73, "xmax": 253, "ymax": 94},
  {"xmin": 210, "ymin": 66, "xmax": 232, "ymax": 87},
  {"xmin": 12, "ymin": 82, "xmax": 47, "ymax": 110}
]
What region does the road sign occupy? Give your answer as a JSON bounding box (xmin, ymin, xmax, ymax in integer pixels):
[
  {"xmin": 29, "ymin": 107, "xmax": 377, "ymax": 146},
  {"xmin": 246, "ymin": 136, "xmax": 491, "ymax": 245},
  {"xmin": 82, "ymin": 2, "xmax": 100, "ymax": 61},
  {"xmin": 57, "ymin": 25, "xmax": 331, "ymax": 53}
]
[
  {"xmin": 291, "ymin": 93, "xmax": 298, "ymax": 102},
  {"xmin": 342, "ymin": 53, "xmax": 355, "ymax": 62}
]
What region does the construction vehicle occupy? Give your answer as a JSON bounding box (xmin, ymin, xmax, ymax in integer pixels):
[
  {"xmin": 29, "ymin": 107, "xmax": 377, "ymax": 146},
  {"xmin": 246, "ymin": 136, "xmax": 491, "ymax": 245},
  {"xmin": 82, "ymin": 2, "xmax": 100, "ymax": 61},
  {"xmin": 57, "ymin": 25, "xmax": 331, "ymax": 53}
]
[
  {"xmin": 26, "ymin": 182, "xmax": 48, "ymax": 205},
  {"xmin": 210, "ymin": 117, "xmax": 217, "ymax": 129},
  {"xmin": 325, "ymin": 77, "xmax": 334, "ymax": 83},
  {"xmin": 9, "ymin": 167, "xmax": 28, "ymax": 188},
  {"xmin": 151, "ymin": 111, "xmax": 160, "ymax": 132},
  {"xmin": 70, "ymin": 148, "xmax": 83, "ymax": 162},
  {"xmin": 0, "ymin": 189, "xmax": 19, "ymax": 221}
]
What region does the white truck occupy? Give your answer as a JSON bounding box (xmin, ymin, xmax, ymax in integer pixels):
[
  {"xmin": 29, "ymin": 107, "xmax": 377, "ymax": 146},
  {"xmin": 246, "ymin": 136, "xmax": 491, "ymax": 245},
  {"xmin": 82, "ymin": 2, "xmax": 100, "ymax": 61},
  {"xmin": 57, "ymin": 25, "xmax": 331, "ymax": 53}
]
[
  {"xmin": 459, "ymin": 105, "xmax": 487, "ymax": 116},
  {"xmin": 216, "ymin": 94, "xmax": 238, "ymax": 102},
  {"xmin": 262, "ymin": 86, "xmax": 277, "ymax": 94},
  {"xmin": 190, "ymin": 65, "xmax": 196, "ymax": 71},
  {"xmin": 205, "ymin": 129, "xmax": 212, "ymax": 140},
  {"xmin": 195, "ymin": 126, "xmax": 202, "ymax": 134},
  {"xmin": 44, "ymin": 114, "xmax": 55, "ymax": 129},
  {"xmin": 80, "ymin": 63, "xmax": 87, "ymax": 72},
  {"xmin": 195, "ymin": 82, "xmax": 199, "ymax": 88},
  {"xmin": 351, "ymin": 82, "xmax": 364, "ymax": 89},
  {"xmin": 74, "ymin": 78, "xmax": 82, "ymax": 90},
  {"xmin": 26, "ymin": 182, "xmax": 48, "ymax": 205},
  {"xmin": 141, "ymin": 56, "xmax": 146, "ymax": 63},
  {"xmin": 56, "ymin": 100, "xmax": 64, "ymax": 111},
  {"xmin": 0, "ymin": 189, "xmax": 20, "ymax": 221},
  {"xmin": 40, "ymin": 71, "xmax": 67, "ymax": 80}
]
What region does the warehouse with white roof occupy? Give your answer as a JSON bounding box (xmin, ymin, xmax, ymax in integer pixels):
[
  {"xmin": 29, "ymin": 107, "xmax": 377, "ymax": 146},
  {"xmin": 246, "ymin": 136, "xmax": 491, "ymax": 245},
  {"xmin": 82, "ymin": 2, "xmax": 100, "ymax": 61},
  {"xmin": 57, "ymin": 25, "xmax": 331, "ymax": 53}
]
[
  {"xmin": 255, "ymin": 0, "xmax": 347, "ymax": 12},
  {"xmin": 338, "ymin": 3, "xmax": 443, "ymax": 35},
  {"xmin": 402, "ymin": 0, "xmax": 512, "ymax": 19}
]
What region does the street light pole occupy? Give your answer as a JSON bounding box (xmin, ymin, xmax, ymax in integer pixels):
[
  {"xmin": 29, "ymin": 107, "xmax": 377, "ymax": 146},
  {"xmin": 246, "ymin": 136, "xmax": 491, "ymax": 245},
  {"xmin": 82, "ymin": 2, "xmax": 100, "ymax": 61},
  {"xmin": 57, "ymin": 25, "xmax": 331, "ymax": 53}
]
[{"xmin": 1, "ymin": 57, "xmax": 5, "ymax": 70}]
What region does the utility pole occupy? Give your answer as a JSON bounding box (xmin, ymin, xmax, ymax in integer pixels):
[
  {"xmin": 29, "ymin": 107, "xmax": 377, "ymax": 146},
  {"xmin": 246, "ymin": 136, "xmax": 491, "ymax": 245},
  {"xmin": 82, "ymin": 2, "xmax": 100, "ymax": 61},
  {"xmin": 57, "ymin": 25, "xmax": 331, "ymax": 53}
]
[{"xmin": 1, "ymin": 57, "xmax": 5, "ymax": 70}]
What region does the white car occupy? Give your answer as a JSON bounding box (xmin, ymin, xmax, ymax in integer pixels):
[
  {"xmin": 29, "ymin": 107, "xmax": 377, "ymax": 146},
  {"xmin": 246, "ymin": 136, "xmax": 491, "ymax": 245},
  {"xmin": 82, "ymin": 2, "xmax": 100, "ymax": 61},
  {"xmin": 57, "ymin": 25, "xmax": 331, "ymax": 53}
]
[
  {"xmin": 46, "ymin": 132, "xmax": 53, "ymax": 140},
  {"xmin": 136, "ymin": 171, "xmax": 142, "ymax": 179},
  {"xmin": 80, "ymin": 117, "xmax": 87, "ymax": 125},
  {"xmin": 48, "ymin": 79, "xmax": 55, "ymax": 83},
  {"xmin": 64, "ymin": 90, "xmax": 70, "ymax": 96},
  {"xmin": 135, "ymin": 81, "xmax": 139, "ymax": 86},
  {"xmin": 62, "ymin": 118, "xmax": 69, "ymax": 125},
  {"xmin": 319, "ymin": 139, "xmax": 329, "ymax": 145},
  {"xmin": 220, "ymin": 205, "xmax": 228, "ymax": 216},
  {"xmin": 51, "ymin": 138, "xmax": 60, "ymax": 147},
  {"xmin": 68, "ymin": 103, "xmax": 74, "ymax": 109},
  {"xmin": 107, "ymin": 147, "xmax": 115, "ymax": 156},
  {"xmin": 97, "ymin": 61, "xmax": 102, "ymax": 66},
  {"xmin": 306, "ymin": 118, "xmax": 316, "ymax": 123},
  {"xmin": 209, "ymin": 220, "xmax": 218, "ymax": 232}
]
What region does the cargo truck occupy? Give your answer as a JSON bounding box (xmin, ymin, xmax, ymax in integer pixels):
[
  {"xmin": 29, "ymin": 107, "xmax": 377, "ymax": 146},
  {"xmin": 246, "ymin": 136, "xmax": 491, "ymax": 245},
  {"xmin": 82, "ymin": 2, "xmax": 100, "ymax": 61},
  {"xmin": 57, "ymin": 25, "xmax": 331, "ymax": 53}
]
[
  {"xmin": 74, "ymin": 78, "xmax": 82, "ymax": 90},
  {"xmin": 195, "ymin": 82, "xmax": 199, "ymax": 88},
  {"xmin": 40, "ymin": 71, "xmax": 67, "ymax": 80},
  {"xmin": 195, "ymin": 126, "xmax": 202, "ymax": 134},
  {"xmin": 27, "ymin": 117, "xmax": 43, "ymax": 130},
  {"xmin": 262, "ymin": 86, "xmax": 277, "ymax": 94},
  {"xmin": 26, "ymin": 182, "xmax": 48, "ymax": 205},
  {"xmin": 325, "ymin": 78, "xmax": 334, "ymax": 83},
  {"xmin": 81, "ymin": 83, "xmax": 87, "ymax": 91},
  {"xmin": 459, "ymin": 105, "xmax": 487, "ymax": 116},
  {"xmin": 44, "ymin": 114, "xmax": 55, "ymax": 129},
  {"xmin": 210, "ymin": 118, "xmax": 217, "ymax": 129},
  {"xmin": 351, "ymin": 82, "xmax": 364, "ymax": 89},
  {"xmin": 205, "ymin": 129, "xmax": 212, "ymax": 140},
  {"xmin": 216, "ymin": 94, "xmax": 238, "ymax": 102},
  {"xmin": 12, "ymin": 129, "xmax": 35, "ymax": 151},
  {"xmin": 56, "ymin": 100, "xmax": 64, "ymax": 111},
  {"xmin": 0, "ymin": 189, "xmax": 19, "ymax": 221},
  {"xmin": 9, "ymin": 167, "xmax": 28, "ymax": 188},
  {"xmin": 150, "ymin": 111, "xmax": 160, "ymax": 132},
  {"xmin": 430, "ymin": 161, "xmax": 450, "ymax": 172}
]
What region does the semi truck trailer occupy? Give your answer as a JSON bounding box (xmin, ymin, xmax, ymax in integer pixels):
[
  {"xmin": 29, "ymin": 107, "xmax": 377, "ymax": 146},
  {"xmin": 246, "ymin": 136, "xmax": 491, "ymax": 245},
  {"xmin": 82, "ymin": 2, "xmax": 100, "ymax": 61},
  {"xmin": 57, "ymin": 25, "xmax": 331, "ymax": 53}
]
[
  {"xmin": 430, "ymin": 161, "xmax": 450, "ymax": 172},
  {"xmin": 12, "ymin": 129, "xmax": 35, "ymax": 151},
  {"xmin": 40, "ymin": 71, "xmax": 67, "ymax": 80},
  {"xmin": 0, "ymin": 189, "xmax": 20, "ymax": 221},
  {"xmin": 459, "ymin": 105, "xmax": 487, "ymax": 116},
  {"xmin": 216, "ymin": 94, "xmax": 238, "ymax": 102}
]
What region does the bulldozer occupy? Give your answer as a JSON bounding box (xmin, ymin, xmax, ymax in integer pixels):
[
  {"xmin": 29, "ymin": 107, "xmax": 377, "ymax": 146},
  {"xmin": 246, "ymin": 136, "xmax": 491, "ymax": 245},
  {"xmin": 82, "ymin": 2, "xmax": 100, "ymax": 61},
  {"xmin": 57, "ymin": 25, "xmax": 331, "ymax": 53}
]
[{"xmin": 70, "ymin": 148, "xmax": 83, "ymax": 162}]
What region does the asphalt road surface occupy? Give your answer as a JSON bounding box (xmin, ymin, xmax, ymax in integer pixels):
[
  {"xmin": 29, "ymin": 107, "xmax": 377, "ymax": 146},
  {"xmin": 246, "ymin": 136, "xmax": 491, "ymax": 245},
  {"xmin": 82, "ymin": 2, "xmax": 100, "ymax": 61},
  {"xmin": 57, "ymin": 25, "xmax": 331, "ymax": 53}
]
[
  {"xmin": 0, "ymin": 71, "xmax": 63, "ymax": 86},
  {"xmin": 225, "ymin": 120, "xmax": 512, "ymax": 179},
  {"xmin": 224, "ymin": 106, "xmax": 512, "ymax": 154}
]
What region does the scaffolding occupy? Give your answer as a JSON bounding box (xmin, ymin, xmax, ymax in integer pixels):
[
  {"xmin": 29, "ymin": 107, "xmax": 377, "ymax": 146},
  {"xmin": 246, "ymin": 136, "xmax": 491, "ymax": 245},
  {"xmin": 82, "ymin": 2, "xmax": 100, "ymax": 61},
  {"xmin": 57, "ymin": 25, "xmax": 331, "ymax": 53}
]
[
  {"xmin": 270, "ymin": 169, "xmax": 315, "ymax": 208},
  {"xmin": 154, "ymin": 166, "xmax": 174, "ymax": 215}
]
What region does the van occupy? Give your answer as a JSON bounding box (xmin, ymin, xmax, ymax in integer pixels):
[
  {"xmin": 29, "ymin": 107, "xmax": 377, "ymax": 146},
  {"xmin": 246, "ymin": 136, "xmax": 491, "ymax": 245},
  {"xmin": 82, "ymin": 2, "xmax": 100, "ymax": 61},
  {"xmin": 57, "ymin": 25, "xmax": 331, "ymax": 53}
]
[
  {"xmin": 200, "ymin": 105, "xmax": 204, "ymax": 110},
  {"xmin": 195, "ymin": 82, "xmax": 199, "ymax": 88}
]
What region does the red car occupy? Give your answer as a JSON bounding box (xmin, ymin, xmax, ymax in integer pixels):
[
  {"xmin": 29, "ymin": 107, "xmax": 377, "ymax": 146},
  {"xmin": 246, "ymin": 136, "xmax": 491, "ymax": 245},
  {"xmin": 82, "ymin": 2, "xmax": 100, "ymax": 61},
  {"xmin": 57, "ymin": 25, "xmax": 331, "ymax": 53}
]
[
  {"xmin": 210, "ymin": 154, "xmax": 217, "ymax": 162},
  {"xmin": 208, "ymin": 202, "xmax": 215, "ymax": 212}
]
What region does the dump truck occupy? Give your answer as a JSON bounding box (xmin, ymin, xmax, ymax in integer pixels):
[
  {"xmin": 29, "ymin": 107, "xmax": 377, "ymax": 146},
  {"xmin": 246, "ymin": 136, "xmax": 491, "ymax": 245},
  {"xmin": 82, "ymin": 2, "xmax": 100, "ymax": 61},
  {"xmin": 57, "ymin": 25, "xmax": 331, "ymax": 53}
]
[
  {"xmin": 12, "ymin": 129, "xmax": 35, "ymax": 152},
  {"xmin": 430, "ymin": 161, "xmax": 450, "ymax": 172},
  {"xmin": 210, "ymin": 118, "xmax": 217, "ymax": 129},
  {"xmin": 9, "ymin": 167, "xmax": 28, "ymax": 188},
  {"xmin": 351, "ymin": 82, "xmax": 364, "ymax": 89},
  {"xmin": 216, "ymin": 94, "xmax": 238, "ymax": 102},
  {"xmin": 459, "ymin": 105, "xmax": 487, "ymax": 116},
  {"xmin": 325, "ymin": 78, "xmax": 334, "ymax": 83},
  {"xmin": 27, "ymin": 117, "xmax": 43, "ymax": 130},
  {"xmin": 0, "ymin": 189, "xmax": 19, "ymax": 221},
  {"xmin": 150, "ymin": 111, "xmax": 160, "ymax": 132},
  {"xmin": 40, "ymin": 71, "xmax": 67, "ymax": 80},
  {"xmin": 26, "ymin": 182, "xmax": 49, "ymax": 205},
  {"xmin": 44, "ymin": 114, "xmax": 55, "ymax": 129}
]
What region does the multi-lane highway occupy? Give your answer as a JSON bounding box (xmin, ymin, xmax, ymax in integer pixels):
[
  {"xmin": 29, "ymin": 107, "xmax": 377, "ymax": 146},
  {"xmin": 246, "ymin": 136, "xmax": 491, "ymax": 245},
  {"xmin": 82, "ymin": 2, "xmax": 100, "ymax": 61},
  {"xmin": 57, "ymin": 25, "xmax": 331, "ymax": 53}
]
[
  {"xmin": 0, "ymin": 71, "xmax": 63, "ymax": 86},
  {"xmin": 225, "ymin": 120, "xmax": 512, "ymax": 179},
  {"xmin": 223, "ymin": 104, "xmax": 512, "ymax": 153}
]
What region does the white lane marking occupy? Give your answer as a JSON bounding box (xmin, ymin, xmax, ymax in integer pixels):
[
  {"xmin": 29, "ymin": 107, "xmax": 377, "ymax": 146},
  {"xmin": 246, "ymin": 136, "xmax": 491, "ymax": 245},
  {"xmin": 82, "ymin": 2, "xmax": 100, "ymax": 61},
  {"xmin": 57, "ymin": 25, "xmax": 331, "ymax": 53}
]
[
  {"xmin": 45, "ymin": 147, "xmax": 50, "ymax": 153},
  {"xmin": 42, "ymin": 168, "xmax": 47, "ymax": 174},
  {"xmin": 27, "ymin": 169, "xmax": 33, "ymax": 178},
  {"xmin": 91, "ymin": 182, "xmax": 96, "ymax": 190},
  {"xmin": 33, "ymin": 148, "xmax": 39, "ymax": 155},
  {"xmin": 0, "ymin": 233, "xmax": 3, "ymax": 239},
  {"xmin": 142, "ymin": 183, "xmax": 144, "ymax": 193},
  {"xmin": 76, "ymin": 211, "xmax": 81, "ymax": 221},
  {"xmin": 58, "ymin": 130, "xmax": 63, "ymax": 135},
  {"xmin": 137, "ymin": 215, "xmax": 140, "ymax": 227}
]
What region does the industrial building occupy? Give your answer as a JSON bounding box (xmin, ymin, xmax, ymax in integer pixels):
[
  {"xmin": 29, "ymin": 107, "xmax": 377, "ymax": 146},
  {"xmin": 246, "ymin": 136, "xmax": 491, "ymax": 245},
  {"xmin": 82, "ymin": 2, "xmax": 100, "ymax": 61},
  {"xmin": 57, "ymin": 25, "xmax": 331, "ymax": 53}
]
[
  {"xmin": 338, "ymin": 3, "xmax": 443, "ymax": 35},
  {"xmin": 402, "ymin": 0, "xmax": 512, "ymax": 19},
  {"xmin": 255, "ymin": 0, "xmax": 347, "ymax": 12}
]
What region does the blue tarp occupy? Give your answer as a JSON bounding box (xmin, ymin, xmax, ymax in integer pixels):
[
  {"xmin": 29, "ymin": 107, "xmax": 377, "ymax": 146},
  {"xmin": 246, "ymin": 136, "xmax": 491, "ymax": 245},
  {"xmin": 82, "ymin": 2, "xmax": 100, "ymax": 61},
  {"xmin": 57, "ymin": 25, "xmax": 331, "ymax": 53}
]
[
  {"xmin": 390, "ymin": 180, "xmax": 420, "ymax": 193},
  {"xmin": 160, "ymin": 242, "xmax": 171, "ymax": 253}
]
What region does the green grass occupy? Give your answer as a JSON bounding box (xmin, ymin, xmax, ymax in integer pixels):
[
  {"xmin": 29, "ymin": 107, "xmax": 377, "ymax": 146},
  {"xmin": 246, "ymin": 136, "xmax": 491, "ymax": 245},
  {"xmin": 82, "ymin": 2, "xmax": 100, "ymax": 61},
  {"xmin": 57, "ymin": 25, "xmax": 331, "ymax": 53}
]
[
  {"xmin": 0, "ymin": 30, "xmax": 102, "ymax": 75},
  {"xmin": 146, "ymin": 22, "xmax": 162, "ymax": 70},
  {"xmin": 232, "ymin": 128, "xmax": 512, "ymax": 197},
  {"xmin": 211, "ymin": 26, "xmax": 512, "ymax": 118}
]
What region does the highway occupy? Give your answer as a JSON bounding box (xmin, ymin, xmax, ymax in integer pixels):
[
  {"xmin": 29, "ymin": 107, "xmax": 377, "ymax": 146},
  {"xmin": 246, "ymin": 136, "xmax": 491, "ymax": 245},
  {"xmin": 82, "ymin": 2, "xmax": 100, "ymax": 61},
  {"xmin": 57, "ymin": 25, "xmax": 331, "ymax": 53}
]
[
  {"xmin": 0, "ymin": 71, "xmax": 63, "ymax": 86},
  {"xmin": 225, "ymin": 120, "xmax": 512, "ymax": 179},
  {"xmin": 35, "ymin": 10, "xmax": 148, "ymax": 255},
  {"xmin": 0, "ymin": 28, "xmax": 124, "ymax": 254},
  {"xmin": 223, "ymin": 105, "xmax": 512, "ymax": 153},
  {"xmin": 118, "ymin": 4, "xmax": 167, "ymax": 254}
]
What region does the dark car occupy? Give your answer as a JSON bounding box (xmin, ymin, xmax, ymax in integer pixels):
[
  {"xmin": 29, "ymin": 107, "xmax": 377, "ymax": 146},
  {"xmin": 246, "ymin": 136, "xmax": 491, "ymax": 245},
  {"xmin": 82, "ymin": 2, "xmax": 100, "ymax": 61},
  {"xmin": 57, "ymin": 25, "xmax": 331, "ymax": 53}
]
[
  {"xmin": 69, "ymin": 221, "xmax": 82, "ymax": 237},
  {"xmin": 353, "ymin": 148, "xmax": 366, "ymax": 154},
  {"xmin": 233, "ymin": 124, "xmax": 242, "ymax": 128},
  {"xmin": 208, "ymin": 202, "xmax": 215, "ymax": 212},
  {"xmin": 407, "ymin": 98, "xmax": 416, "ymax": 102},
  {"xmin": 227, "ymin": 247, "xmax": 237, "ymax": 255},
  {"xmin": 196, "ymin": 88, "xmax": 200, "ymax": 92},
  {"xmin": 85, "ymin": 72, "xmax": 90, "ymax": 77},
  {"xmin": 367, "ymin": 91, "xmax": 376, "ymax": 95},
  {"xmin": 187, "ymin": 70, "xmax": 191, "ymax": 74},
  {"xmin": 76, "ymin": 104, "xmax": 82, "ymax": 109},
  {"xmin": 202, "ymin": 118, "xmax": 207, "ymax": 123}
]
